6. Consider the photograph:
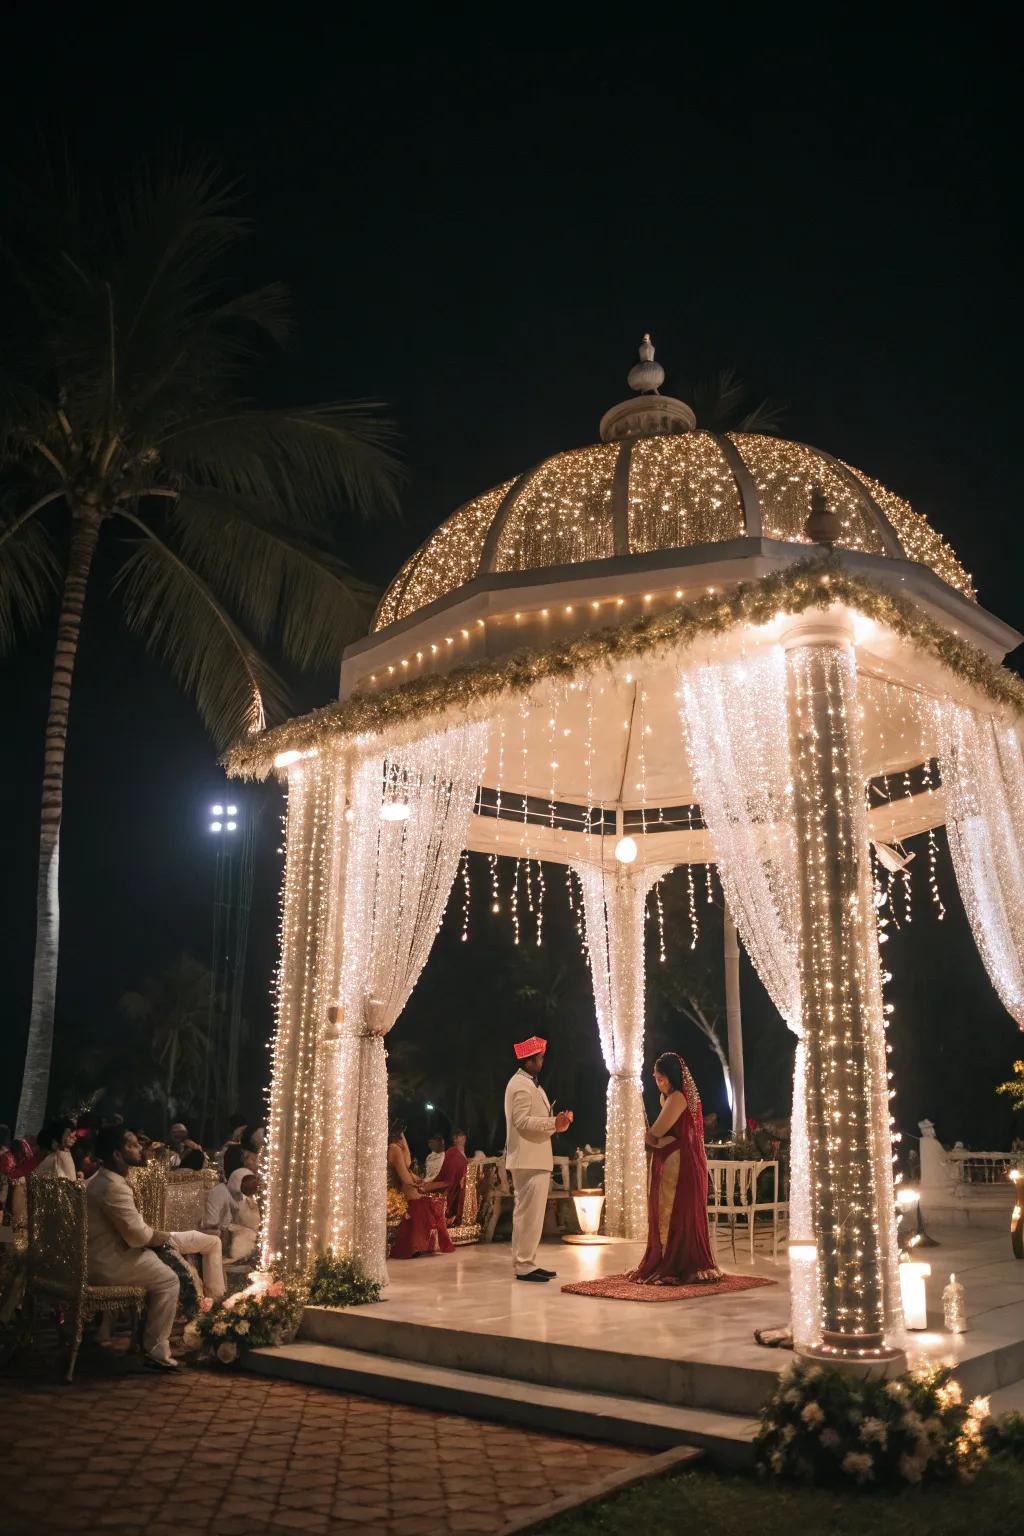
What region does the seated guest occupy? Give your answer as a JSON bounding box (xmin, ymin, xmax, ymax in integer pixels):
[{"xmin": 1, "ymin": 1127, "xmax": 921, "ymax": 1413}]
[
  {"xmin": 86, "ymin": 1125, "xmax": 181, "ymax": 1370},
  {"xmin": 204, "ymin": 1170, "xmax": 260, "ymax": 1261},
  {"xmin": 224, "ymin": 1169, "xmax": 261, "ymax": 1260},
  {"xmin": 437, "ymin": 1131, "xmax": 470, "ymax": 1222},
  {"xmin": 224, "ymin": 1126, "xmax": 262, "ymax": 1180},
  {"xmin": 167, "ymin": 1123, "xmax": 206, "ymax": 1171},
  {"xmin": 35, "ymin": 1117, "xmax": 79, "ymax": 1180},
  {"xmin": 387, "ymin": 1118, "xmax": 454, "ymax": 1260},
  {"xmin": 424, "ymin": 1134, "xmax": 446, "ymax": 1181}
]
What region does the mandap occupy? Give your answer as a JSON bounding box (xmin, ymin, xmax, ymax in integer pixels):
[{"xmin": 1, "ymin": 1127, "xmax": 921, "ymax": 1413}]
[{"xmin": 227, "ymin": 339, "xmax": 1024, "ymax": 1366}]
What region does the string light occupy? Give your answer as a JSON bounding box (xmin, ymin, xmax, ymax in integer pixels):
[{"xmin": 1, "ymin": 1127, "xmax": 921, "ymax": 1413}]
[
  {"xmin": 459, "ymin": 850, "xmax": 471, "ymax": 942},
  {"xmin": 370, "ymin": 437, "xmax": 973, "ymax": 635}
]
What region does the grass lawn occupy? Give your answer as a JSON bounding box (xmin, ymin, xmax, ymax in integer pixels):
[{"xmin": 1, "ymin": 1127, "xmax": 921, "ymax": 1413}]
[{"xmin": 538, "ymin": 1458, "xmax": 1024, "ymax": 1536}]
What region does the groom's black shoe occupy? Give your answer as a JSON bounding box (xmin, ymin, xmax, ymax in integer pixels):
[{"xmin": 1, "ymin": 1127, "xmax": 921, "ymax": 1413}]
[
  {"xmin": 516, "ymin": 1269, "xmax": 551, "ymax": 1282},
  {"xmin": 534, "ymin": 1268, "xmax": 557, "ymax": 1278}
]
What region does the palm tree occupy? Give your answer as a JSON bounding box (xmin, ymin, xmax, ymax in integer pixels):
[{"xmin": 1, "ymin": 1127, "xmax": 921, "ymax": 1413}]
[
  {"xmin": 120, "ymin": 954, "xmax": 214, "ymax": 1114},
  {"xmin": 0, "ymin": 161, "xmax": 399, "ymax": 1135}
]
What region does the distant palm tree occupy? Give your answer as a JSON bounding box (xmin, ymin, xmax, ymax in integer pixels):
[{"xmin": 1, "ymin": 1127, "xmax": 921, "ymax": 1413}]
[
  {"xmin": 689, "ymin": 367, "xmax": 784, "ymax": 435},
  {"xmin": 0, "ymin": 160, "xmax": 400, "ymax": 1135},
  {"xmin": 120, "ymin": 954, "xmax": 214, "ymax": 1113}
]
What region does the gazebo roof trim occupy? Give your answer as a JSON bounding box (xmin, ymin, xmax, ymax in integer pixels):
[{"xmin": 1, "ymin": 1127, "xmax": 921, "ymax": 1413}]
[{"xmin": 223, "ymin": 558, "xmax": 1024, "ymax": 780}]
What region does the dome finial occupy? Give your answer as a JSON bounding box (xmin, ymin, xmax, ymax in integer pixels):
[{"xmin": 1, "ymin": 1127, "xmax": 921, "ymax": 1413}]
[{"xmin": 627, "ymin": 333, "xmax": 665, "ymax": 395}]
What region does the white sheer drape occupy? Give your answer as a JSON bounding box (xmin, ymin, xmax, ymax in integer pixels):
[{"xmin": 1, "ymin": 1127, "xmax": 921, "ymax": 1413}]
[
  {"xmin": 575, "ymin": 862, "xmax": 672, "ymax": 1240},
  {"xmin": 680, "ymin": 650, "xmax": 816, "ymax": 1338},
  {"xmin": 329, "ymin": 719, "xmax": 489, "ymax": 1283},
  {"xmin": 937, "ymin": 704, "xmax": 1024, "ymax": 1026}
]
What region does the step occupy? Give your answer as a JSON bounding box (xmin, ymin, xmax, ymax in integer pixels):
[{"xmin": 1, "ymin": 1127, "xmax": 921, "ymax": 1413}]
[
  {"xmin": 244, "ymin": 1341, "xmax": 759, "ymax": 1469},
  {"xmin": 298, "ymin": 1305, "xmax": 780, "ymax": 1416}
]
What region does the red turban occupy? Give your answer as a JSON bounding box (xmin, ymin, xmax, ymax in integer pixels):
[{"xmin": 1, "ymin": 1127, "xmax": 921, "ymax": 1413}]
[{"xmin": 514, "ymin": 1036, "xmax": 547, "ymax": 1060}]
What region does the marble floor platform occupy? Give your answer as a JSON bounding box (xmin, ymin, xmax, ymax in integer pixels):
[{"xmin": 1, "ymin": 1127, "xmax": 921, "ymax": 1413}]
[{"xmin": 296, "ymin": 1224, "xmax": 1024, "ymax": 1413}]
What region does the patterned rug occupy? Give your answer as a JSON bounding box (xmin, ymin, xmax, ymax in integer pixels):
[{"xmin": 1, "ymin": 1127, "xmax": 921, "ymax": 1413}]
[{"xmin": 562, "ymin": 1272, "xmax": 778, "ymax": 1303}]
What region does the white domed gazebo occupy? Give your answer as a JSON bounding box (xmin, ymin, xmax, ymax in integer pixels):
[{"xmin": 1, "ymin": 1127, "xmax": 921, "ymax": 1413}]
[{"xmin": 228, "ymin": 338, "xmax": 1024, "ymax": 1367}]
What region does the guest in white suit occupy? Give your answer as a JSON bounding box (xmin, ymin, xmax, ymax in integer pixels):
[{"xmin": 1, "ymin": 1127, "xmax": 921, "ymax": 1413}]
[
  {"xmin": 504, "ymin": 1037, "xmax": 573, "ymax": 1282},
  {"xmin": 86, "ymin": 1125, "xmax": 181, "ymax": 1370}
]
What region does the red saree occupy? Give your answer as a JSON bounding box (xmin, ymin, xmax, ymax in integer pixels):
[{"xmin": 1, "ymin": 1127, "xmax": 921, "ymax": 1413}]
[
  {"xmin": 390, "ymin": 1193, "xmax": 455, "ymax": 1260},
  {"xmin": 437, "ymin": 1145, "xmax": 468, "ymax": 1222},
  {"xmin": 629, "ymin": 1094, "xmax": 721, "ymax": 1285}
]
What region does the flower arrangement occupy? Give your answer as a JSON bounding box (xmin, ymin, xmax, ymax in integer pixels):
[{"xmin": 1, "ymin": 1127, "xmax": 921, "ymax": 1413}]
[
  {"xmin": 756, "ymin": 1359, "xmax": 989, "ymax": 1487},
  {"xmin": 185, "ymin": 1270, "xmax": 306, "ymax": 1365},
  {"xmin": 305, "ymin": 1248, "xmax": 382, "ymax": 1309}
]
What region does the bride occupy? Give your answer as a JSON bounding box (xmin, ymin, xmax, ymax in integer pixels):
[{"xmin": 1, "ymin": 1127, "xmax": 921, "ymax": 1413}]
[{"xmin": 628, "ymin": 1051, "xmax": 722, "ymax": 1286}]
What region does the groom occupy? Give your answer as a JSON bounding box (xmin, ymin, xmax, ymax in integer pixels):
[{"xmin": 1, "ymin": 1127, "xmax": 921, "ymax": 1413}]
[{"xmin": 504, "ymin": 1037, "xmax": 573, "ymax": 1282}]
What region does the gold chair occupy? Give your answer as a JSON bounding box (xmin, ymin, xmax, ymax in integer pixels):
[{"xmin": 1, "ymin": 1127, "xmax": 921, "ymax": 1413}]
[
  {"xmin": 26, "ymin": 1176, "xmax": 146, "ymax": 1383},
  {"xmin": 126, "ymin": 1161, "xmax": 167, "ymax": 1230},
  {"xmin": 165, "ymin": 1167, "xmax": 219, "ymax": 1232}
]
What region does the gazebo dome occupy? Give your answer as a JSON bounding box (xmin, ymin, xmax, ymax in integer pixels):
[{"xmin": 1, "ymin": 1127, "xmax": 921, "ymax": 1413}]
[{"xmin": 375, "ymin": 340, "xmax": 973, "ymax": 632}]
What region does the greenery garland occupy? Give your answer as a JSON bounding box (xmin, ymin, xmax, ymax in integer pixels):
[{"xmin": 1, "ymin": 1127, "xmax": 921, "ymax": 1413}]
[{"xmin": 225, "ymin": 556, "xmax": 1024, "ymax": 779}]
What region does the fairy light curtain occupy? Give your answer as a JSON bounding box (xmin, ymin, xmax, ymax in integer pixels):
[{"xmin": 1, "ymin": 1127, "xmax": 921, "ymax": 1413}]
[
  {"xmin": 329, "ymin": 718, "xmax": 489, "ymax": 1284},
  {"xmin": 937, "ymin": 704, "xmax": 1024, "ymax": 1027},
  {"xmin": 264, "ymin": 747, "xmax": 347, "ymax": 1270},
  {"xmin": 575, "ymin": 862, "xmax": 673, "ymax": 1241},
  {"xmin": 679, "ymin": 649, "xmax": 818, "ymax": 1341}
]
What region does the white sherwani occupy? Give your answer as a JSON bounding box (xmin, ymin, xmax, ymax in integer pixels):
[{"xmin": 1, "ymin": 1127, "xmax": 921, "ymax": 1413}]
[
  {"xmin": 86, "ymin": 1167, "xmax": 179, "ymax": 1361},
  {"xmin": 504, "ymin": 1069, "xmax": 556, "ymax": 1275}
]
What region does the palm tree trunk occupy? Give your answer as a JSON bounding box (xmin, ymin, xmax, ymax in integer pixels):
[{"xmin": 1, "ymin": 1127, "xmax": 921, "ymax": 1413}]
[{"xmin": 16, "ymin": 511, "xmax": 101, "ymax": 1137}]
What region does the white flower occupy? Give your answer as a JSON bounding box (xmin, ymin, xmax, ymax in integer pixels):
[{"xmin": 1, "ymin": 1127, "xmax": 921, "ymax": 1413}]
[
  {"xmin": 181, "ymin": 1322, "xmax": 201, "ymax": 1349},
  {"xmin": 899, "ymin": 1452, "xmax": 925, "ymax": 1484},
  {"xmin": 216, "ymin": 1341, "xmax": 238, "ymax": 1364},
  {"xmin": 213, "ymin": 1320, "xmax": 228, "ymax": 1336},
  {"xmin": 859, "ymin": 1417, "xmax": 888, "ymax": 1448},
  {"xmin": 937, "ymin": 1380, "xmax": 962, "ymax": 1408},
  {"xmin": 235, "ymin": 1320, "xmax": 250, "ymax": 1336},
  {"xmin": 841, "ymin": 1451, "xmax": 875, "ymax": 1484},
  {"xmin": 820, "ymin": 1428, "xmax": 841, "ymax": 1451},
  {"xmin": 884, "ymin": 1380, "xmax": 907, "ymax": 1401},
  {"xmin": 800, "ymin": 1401, "xmax": 825, "ymax": 1429},
  {"xmin": 967, "ymin": 1396, "xmax": 990, "ymax": 1422},
  {"xmin": 770, "ymin": 1449, "xmax": 786, "ymax": 1474},
  {"xmin": 901, "ymin": 1409, "xmax": 923, "ymax": 1435},
  {"xmin": 804, "ymin": 1366, "xmax": 823, "ymax": 1383},
  {"xmin": 783, "ymin": 1388, "xmax": 802, "ymax": 1406}
]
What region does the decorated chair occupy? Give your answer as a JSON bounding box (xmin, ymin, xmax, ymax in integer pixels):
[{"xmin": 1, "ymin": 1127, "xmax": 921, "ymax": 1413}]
[
  {"xmin": 165, "ymin": 1167, "xmax": 220, "ymax": 1232},
  {"xmin": 26, "ymin": 1174, "xmax": 146, "ymax": 1383},
  {"xmin": 126, "ymin": 1160, "xmax": 167, "ymax": 1229}
]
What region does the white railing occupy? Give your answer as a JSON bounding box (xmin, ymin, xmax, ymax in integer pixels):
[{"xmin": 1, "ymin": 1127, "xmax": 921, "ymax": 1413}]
[{"xmin": 947, "ymin": 1149, "xmax": 1024, "ymax": 1186}]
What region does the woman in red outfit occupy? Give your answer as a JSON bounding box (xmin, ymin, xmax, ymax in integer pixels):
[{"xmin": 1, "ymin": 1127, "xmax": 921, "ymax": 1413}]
[
  {"xmin": 628, "ymin": 1052, "xmax": 722, "ymax": 1286},
  {"xmin": 387, "ymin": 1120, "xmax": 454, "ymax": 1260}
]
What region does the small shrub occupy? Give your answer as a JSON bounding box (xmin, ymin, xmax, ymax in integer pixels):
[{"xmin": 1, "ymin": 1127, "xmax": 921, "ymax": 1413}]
[
  {"xmin": 187, "ymin": 1272, "xmax": 306, "ymax": 1364},
  {"xmin": 755, "ymin": 1358, "xmax": 989, "ymax": 1488},
  {"xmin": 305, "ymin": 1248, "xmax": 382, "ymax": 1309},
  {"xmin": 984, "ymin": 1410, "xmax": 1024, "ymax": 1460}
]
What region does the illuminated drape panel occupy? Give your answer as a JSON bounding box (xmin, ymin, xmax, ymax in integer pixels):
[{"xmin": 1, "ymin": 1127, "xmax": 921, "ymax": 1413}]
[
  {"xmin": 680, "ymin": 650, "xmax": 819, "ymax": 1338},
  {"xmin": 786, "ymin": 641, "xmax": 901, "ymax": 1348},
  {"xmin": 329, "ymin": 720, "xmax": 489, "ymax": 1284},
  {"xmin": 680, "ymin": 650, "xmax": 800, "ymax": 1030},
  {"xmin": 264, "ymin": 748, "xmax": 346, "ymax": 1270},
  {"xmin": 575, "ymin": 863, "xmax": 672, "ymax": 1241},
  {"xmin": 938, "ymin": 706, "xmax": 1024, "ymax": 1026}
]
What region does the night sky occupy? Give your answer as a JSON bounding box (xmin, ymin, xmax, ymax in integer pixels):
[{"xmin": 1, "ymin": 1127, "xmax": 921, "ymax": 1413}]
[{"xmin": 1, "ymin": 16, "xmax": 1020, "ymax": 1148}]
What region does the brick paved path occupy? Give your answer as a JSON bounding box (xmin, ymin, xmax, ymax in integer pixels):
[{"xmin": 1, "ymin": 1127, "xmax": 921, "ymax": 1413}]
[{"xmin": 2, "ymin": 1345, "xmax": 647, "ymax": 1536}]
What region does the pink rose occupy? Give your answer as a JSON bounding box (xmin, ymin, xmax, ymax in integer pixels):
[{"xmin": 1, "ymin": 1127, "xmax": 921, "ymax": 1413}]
[
  {"xmin": 200, "ymin": 1297, "xmax": 214, "ymax": 1313},
  {"xmin": 267, "ymin": 1282, "xmax": 284, "ymax": 1298}
]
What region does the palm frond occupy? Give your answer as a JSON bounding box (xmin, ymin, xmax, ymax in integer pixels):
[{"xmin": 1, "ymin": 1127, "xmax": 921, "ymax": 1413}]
[
  {"xmin": 112, "ymin": 515, "xmax": 289, "ymax": 746},
  {"xmin": 160, "ymin": 403, "xmax": 402, "ymax": 521},
  {"xmin": 735, "ymin": 398, "xmax": 786, "ymax": 435},
  {"xmin": 171, "ymin": 490, "xmax": 379, "ymax": 667},
  {"xmin": 0, "ymin": 505, "xmax": 58, "ymax": 654}
]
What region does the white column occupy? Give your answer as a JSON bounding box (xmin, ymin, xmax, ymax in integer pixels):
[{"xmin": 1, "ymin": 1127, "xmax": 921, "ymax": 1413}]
[{"xmin": 782, "ymin": 612, "xmax": 902, "ymax": 1362}]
